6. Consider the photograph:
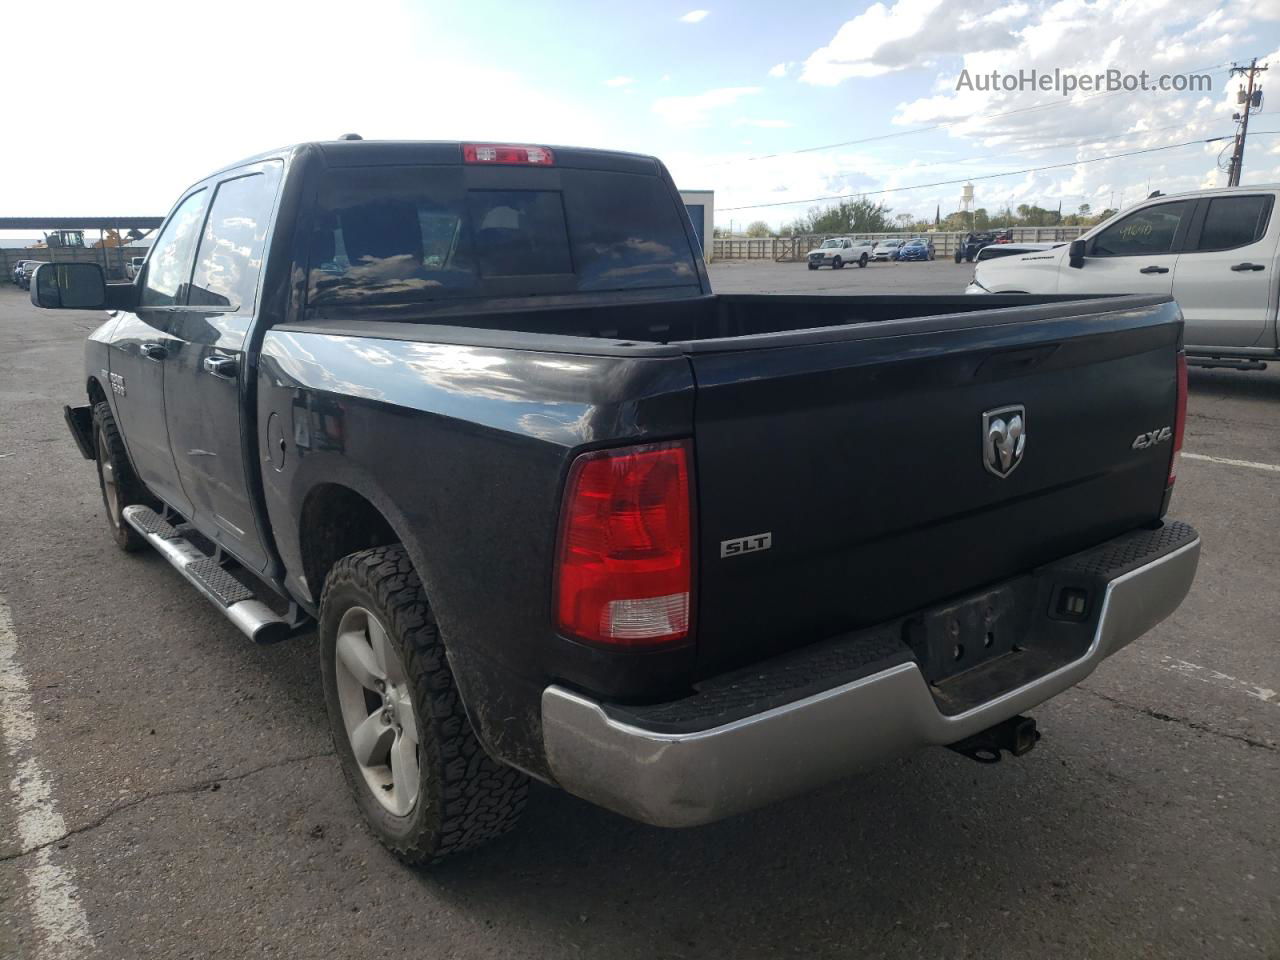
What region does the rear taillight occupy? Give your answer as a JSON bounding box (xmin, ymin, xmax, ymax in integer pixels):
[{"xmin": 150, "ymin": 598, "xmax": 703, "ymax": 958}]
[
  {"xmin": 554, "ymin": 441, "xmax": 693, "ymax": 648},
  {"xmin": 1169, "ymin": 350, "xmax": 1187, "ymax": 486},
  {"xmin": 463, "ymin": 143, "xmax": 555, "ymax": 165}
]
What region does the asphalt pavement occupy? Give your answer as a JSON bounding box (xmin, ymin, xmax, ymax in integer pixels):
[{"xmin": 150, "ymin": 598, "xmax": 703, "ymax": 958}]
[{"xmin": 0, "ymin": 267, "xmax": 1276, "ymax": 959}]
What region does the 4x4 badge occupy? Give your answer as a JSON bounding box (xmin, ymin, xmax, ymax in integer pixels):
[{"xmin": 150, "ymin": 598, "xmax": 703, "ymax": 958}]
[{"xmin": 982, "ymin": 405, "xmax": 1025, "ymax": 478}]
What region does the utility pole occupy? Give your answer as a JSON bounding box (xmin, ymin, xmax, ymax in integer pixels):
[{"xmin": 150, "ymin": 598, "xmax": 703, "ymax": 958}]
[{"xmin": 1228, "ymin": 58, "xmax": 1268, "ymax": 186}]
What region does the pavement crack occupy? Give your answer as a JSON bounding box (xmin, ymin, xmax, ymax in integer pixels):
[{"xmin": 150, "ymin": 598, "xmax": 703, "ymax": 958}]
[
  {"xmin": 0, "ymin": 748, "xmax": 335, "ymax": 863},
  {"xmin": 1077, "ymin": 685, "xmax": 1277, "ymax": 752}
]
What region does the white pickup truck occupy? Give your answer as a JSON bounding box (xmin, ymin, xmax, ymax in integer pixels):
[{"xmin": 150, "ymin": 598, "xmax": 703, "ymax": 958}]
[
  {"xmin": 807, "ymin": 236, "xmax": 874, "ymax": 269},
  {"xmin": 967, "ymin": 186, "xmax": 1280, "ymax": 367}
]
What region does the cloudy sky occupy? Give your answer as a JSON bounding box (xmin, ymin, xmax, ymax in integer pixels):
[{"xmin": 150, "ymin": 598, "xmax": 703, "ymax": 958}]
[{"xmin": 3, "ymin": 0, "xmax": 1280, "ymax": 231}]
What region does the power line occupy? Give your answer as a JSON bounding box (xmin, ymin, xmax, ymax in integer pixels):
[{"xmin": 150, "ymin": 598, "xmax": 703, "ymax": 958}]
[
  {"xmin": 880, "ymin": 120, "xmax": 1211, "ymax": 175},
  {"xmin": 710, "ymin": 61, "xmax": 1233, "ymax": 166},
  {"xmin": 719, "ymin": 134, "xmax": 1232, "ymax": 212}
]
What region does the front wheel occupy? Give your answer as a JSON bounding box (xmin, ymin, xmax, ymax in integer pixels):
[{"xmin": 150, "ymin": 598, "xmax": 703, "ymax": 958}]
[
  {"xmin": 832, "ymin": 256, "xmax": 844, "ymax": 269},
  {"xmin": 858, "ymin": 254, "xmax": 868, "ymax": 268},
  {"xmin": 92, "ymin": 401, "xmax": 149, "ymax": 552},
  {"xmin": 320, "ymin": 545, "xmax": 529, "ymax": 865}
]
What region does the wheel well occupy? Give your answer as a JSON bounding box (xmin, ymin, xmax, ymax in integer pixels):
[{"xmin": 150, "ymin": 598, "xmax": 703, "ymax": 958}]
[
  {"xmin": 298, "ymin": 484, "xmax": 399, "ymax": 600},
  {"xmin": 86, "ymin": 379, "xmax": 108, "ymax": 455}
]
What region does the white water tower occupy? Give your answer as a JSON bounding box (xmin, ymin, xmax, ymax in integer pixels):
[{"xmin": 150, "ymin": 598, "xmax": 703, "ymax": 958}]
[{"xmin": 960, "ymin": 182, "xmax": 976, "ymax": 229}]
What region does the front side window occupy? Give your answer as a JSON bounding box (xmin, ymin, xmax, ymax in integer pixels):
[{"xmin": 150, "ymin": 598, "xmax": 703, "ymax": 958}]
[
  {"xmin": 1091, "ymin": 201, "xmax": 1189, "ymax": 257},
  {"xmin": 1195, "ymin": 195, "xmax": 1272, "ymax": 252},
  {"xmin": 188, "ymin": 164, "xmax": 282, "ymax": 311},
  {"xmin": 141, "ymin": 190, "xmax": 208, "ymax": 307}
]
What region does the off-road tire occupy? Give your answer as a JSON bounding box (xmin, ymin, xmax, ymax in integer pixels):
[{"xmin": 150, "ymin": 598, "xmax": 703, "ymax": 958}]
[
  {"xmin": 320, "ymin": 545, "xmax": 529, "ymax": 865},
  {"xmin": 91, "ymin": 401, "xmax": 149, "ymax": 552}
]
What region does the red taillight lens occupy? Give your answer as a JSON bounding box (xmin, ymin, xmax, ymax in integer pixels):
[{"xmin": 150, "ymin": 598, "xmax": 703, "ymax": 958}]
[
  {"xmin": 463, "ymin": 143, "xmax": 555, "ymax": 165},
  {"xmin": 555, "ymin": 441, "xmax": 693, "ymax": 648},
  {"xmin": 1169, "ymin": 350, "xmax": 1187, "ymax": 485}
]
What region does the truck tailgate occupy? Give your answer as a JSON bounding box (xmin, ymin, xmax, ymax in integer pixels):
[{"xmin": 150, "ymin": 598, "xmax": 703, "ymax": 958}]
[{"xmin": 684, "ymin": 299, "xmax": 1181, "ymax": 676}]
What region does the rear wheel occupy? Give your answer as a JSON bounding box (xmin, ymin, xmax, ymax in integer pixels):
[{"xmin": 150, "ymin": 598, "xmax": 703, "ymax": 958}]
[
  {"xmin": 832, "ymin": 256, "xmax": 844, "ymax": 269},
  {"xmin": 320, "ymin": 545, "xmax": 529, "ymax": 865},
  {"xmin": 91, "ymin": 401, "xmax": 148, "ymax": 552},
  {"xmin": 858, "ymin": 254, "xmax": 868, "ymax": 268}
]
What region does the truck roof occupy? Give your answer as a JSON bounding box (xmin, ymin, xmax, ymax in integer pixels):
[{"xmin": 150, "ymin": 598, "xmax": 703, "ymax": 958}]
[{"xmin": 199, "ymin": 139, "xmax": 664, "ymax": 187}]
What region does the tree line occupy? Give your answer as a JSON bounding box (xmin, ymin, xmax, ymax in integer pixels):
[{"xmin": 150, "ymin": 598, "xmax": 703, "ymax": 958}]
[{"xmin": 720, "ymin": 199, "xmax": 1118, "ymax": 238}]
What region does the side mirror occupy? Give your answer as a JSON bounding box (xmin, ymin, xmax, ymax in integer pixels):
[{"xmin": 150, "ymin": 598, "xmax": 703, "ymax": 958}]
[
  {"xmin": 1068, "ymin": 239, "xmax": 1086, "ymax": 269},
  {"xmin": 31, "ymin": 262, "xmax": 107, "ymax": 310}
]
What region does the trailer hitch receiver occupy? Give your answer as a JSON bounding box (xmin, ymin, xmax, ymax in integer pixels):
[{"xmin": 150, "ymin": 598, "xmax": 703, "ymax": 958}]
[{"xmin": 946, "ymin": 714, "xmax": 1040, "ymax": 764}]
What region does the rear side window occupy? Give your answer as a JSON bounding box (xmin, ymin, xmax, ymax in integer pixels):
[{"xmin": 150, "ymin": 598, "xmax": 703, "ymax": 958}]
[
  {"xmin": 306, "ymin": 165, "xmax": 699, "ymax": 308},
  {"xmin": 189, "ymin": 163, "xmax": 282, "ymax": 311},
  {"xmin": 141, "ymin": 189, "xmax": 207, "ymax": 307},
  {"xmin": 1194, "ymin": 195, "xmax": 1272, "ymax": 251},
  {"xmin": 1090, "ymin": 201, "xmax": 1189, "ymax": 257}
]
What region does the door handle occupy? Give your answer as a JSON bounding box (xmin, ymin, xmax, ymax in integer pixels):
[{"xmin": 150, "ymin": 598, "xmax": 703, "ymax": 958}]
[
  {"xmin": 140, "ymin": 342, "xmax": 167, "ymax": 361},
  {"xmin": 1138, "ymin": 265, "xmax": 1170, "ymax": 274},
  {"xmin": 1230, "ymin": 262, "xmax": 1265, "ymax": 271},
  {"xmin": 202, "ymin": 355, "xmax": 238, "ymax": 380}
]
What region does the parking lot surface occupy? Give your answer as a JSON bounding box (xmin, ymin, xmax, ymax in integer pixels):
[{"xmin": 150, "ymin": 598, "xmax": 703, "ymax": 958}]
[{"xmin": 1, "ymin": 270, "xmax": 1277, "ymax": 959}]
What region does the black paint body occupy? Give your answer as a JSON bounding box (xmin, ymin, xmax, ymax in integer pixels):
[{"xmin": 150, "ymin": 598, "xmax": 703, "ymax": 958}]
[{"xmin": 81, "ymin": 140, "xmax": 1185, "ymax": 779}]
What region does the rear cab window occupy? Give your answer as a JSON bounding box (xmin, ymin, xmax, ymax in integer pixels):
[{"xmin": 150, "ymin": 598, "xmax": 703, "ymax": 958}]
[{"xmin": 305, "ymin": 158, "xmax": 701, "ymax": 310}]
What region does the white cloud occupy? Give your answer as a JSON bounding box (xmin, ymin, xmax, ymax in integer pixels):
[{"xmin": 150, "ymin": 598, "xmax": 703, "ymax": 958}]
[
  {"xmin": 652, "ymin": 86, "xmax": 761, "ymax": 128},
  {"xmin": 768, "ymin": 63, "xmax": 789, "ymax": 78},
  {"xmin": 801, "ymin": 0, "xmax": 1021, "ymax": 84},
  {"xmin": 606, "ymin": 75, "xmax": 635, "ymax": 87},
  {"xmin": 733, "ymin": 118, "xmax": 793, "ymax": 128},
  {"xmin": 679, "ymin": 9, "xmax": 709, "ymax": 22}
]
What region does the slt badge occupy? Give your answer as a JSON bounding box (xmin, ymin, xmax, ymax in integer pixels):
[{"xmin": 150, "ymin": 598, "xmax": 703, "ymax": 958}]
[{"xmin": 983, "ymin": 405, "xmax": 1026, "ymax": 478}]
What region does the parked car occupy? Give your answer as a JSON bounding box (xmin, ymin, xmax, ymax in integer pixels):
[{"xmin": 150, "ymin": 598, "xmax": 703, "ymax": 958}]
[
  {"xmin": 807, "ymin": 236, "xmax": 874, "ymax": 269},
  {"xmin": 873, "ymin": 239, "xmax": 904, "ymax": 261},
  {"xmin": 966, "ymin": 185, "xmax": 1280, "ymax": 365},
  {"xmin": 954, "ymin": 232, "xmax": 998, "ymax": 263},
  {"xmin": 126, "ymin": 256, "xmax": 146, "ymax": 280},
  {"xmin": 897, "ymin": 237, "xmax": 935, "ymax": 261},
  {"xmin": 17, "ymin": 260, "xmax": 45, "ymax": 289},
  {"xmin": 38, "ymin": 138, "xmax": 1198, "ymax": 865},
  {"xmin": 12, "ymin": 260, "xmax": 31, "ymax": 285}
]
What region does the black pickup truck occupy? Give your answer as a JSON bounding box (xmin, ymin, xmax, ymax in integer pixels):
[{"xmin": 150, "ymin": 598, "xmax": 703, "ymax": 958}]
[{"xmin": 35, "ymin": 139, "xmax": 1200, "ymax": 864}]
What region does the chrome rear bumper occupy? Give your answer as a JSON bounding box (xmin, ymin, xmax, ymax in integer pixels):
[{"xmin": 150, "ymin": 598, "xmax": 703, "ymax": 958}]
[{"xmin": 542, "ymin": 528, "xmax": 1200, "ymax": 827}]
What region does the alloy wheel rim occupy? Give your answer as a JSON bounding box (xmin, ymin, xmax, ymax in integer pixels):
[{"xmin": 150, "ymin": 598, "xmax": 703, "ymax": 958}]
[
  {"xmin": 98, "ymin": 427, "xmax": 120, "ymax": 527},
  {"xmin": 333, "ymin": 605, "xmax": 421, "ymax": 816}
]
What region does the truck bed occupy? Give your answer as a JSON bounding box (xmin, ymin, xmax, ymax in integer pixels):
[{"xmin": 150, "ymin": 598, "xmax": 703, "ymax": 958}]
[
  {"xmin": 269, "ymin": 291, "xmax": 1181, "ymax": 690},
  {"xmin": 294, "ymin": 292, "xmax": 1148, "ymax": 348}
]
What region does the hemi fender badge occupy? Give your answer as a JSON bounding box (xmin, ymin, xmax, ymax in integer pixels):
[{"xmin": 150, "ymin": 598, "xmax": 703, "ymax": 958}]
[{"xmin": 720, "ymin": 532, "xmax": 772, "ymax": 558}]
